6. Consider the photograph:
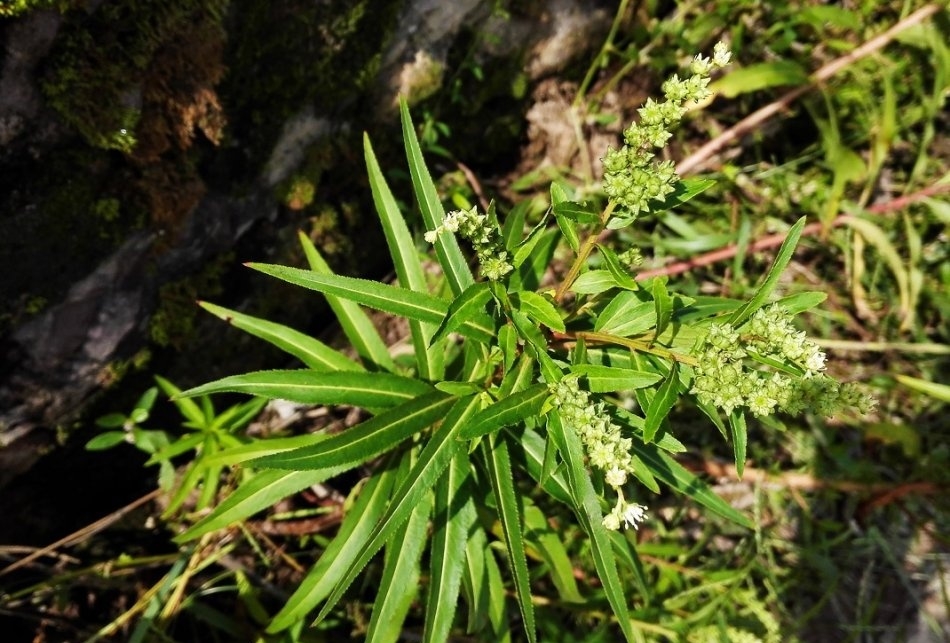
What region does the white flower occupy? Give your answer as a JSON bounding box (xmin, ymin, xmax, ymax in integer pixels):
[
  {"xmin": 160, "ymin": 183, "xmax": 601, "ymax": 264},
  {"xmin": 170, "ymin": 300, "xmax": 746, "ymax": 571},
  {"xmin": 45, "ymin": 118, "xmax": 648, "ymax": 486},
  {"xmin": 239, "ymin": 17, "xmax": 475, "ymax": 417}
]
[
  {"xmin": 620, "ymin": 502, "xmax": 648, "ymax": 529},
  {"xmin": 603, "ymin": 497, "xmax": 649, "ymax": 531},
  {"xmin": 424, "ymin": 230, "xmax": 439, "ymax": 244},
  {"xmin": 713, "ymin": 42, "xmax": 732, "ymax": 67}
]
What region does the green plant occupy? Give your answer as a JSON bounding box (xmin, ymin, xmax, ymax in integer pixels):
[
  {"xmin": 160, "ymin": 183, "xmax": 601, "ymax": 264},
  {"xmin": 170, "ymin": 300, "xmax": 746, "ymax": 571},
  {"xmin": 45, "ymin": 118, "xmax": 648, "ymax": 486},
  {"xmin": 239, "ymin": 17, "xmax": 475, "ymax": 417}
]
[
  {"xmin": 88, "ymin": 376, "xmax": 267, "ymax": 515},
  {"xmin": 166, "ymin": 44, "xmax": 872, "ymax": 641}
]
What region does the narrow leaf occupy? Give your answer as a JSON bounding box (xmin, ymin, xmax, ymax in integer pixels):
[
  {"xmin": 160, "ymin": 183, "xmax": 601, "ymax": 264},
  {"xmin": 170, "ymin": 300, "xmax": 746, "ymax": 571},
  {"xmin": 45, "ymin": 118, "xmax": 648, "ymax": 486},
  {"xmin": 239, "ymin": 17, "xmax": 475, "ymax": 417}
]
[
  {"xmin": 458, "ymin": 384, "xmax": 549, "ymax": 439},
  {"xmin": 431, "ymin": 282, "xmax": 493, "ymax": 346},
  {"xmin": 636, "ymin": 442, "xmax": 753, "ymax": 528},
  {"xmin": 199, "ymin": 301, "xmax": 361, "ymax": 372},
  {"xmin": 251, "ymin": 392, "xmax": 454, "ymax": 470},
  {"xmin": 400, "ymin": 99, "xmax": 474, "ymax": 296},
  {"xmin": 297, "ymin": 233, "xmax": 396, "ymax": 370},
  {"xmin": 314, "ymin": 396, "xmax": 481, "ymax": 627},
  {"xmin": 514, "ymin": 291, "xmax": 565, "ymax": 332},
  {"xmin": 366, "ymin": 496, "xmax": 431, "ymax": 643},
  {"xmin": 424, "ymin": 451, "xmax": 476, "ymax": 643},
  {"xmin": 177, "ymin": 370, "xmax": 433, "ymax": 409},
  {"xmin": 571, "ymin": 365, "xmax": 663, "ymax": 393},
  {"xmin": 268, "ymin": 459, "xmax": 400, "ymax": 631},
  {"xmin": 644, "ymin": 363, "xmax": 680, "ymax": 443},
  {"xmin": 365, "ymin": 133, "xmax": 442, "ymax": 380},
  {"xmin": 176, "ymin": 469, "xmax": 342, "ymax": 542},
  {"xmin": 547, "ymin": 413, "xmax": 635, "ymax": 642},
  {"xmin": 482, "ymin": 437, "xmax": 537, "ymax": 643},
  {"xmin": 728, "ymin": 216, "xmax": 806, "ymax": 326},
  {"xmin": 253, "ymin": 263, "xmax": 496, "ymax": 344}
]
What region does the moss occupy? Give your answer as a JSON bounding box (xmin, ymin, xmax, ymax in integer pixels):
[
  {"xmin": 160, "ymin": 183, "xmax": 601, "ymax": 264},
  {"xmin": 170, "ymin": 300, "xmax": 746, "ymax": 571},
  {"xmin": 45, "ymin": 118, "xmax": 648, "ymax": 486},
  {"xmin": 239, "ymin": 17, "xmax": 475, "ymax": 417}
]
[
  {"xmin": 41, "ymin": 0, "xmax": 228, "ymax": 153},
  {"xmin": 0, "ymin": 0, "xmax": 73, "ymax": 18},
  {"xmin": 148, "ymin": 252, "xmax": 232, "ymax": 349}
]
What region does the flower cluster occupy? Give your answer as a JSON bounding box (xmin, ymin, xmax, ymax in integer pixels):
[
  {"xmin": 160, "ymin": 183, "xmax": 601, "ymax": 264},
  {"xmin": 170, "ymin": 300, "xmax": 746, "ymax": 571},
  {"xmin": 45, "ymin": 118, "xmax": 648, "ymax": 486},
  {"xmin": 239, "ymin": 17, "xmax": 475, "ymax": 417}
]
[
  {"xmin": 602, "ymin": 42, "xmax": 731, "ymax": 218},
  {"xmin": 691, "ymin": 305, "xmax": 875, "ymax": 417},
  {"xmin": 550, "ymin": 377, "xmax": 648, "ymax": 531},
  {"xmin": 425, "ymin": 206, "xmax": 513, "ymax": 281}
]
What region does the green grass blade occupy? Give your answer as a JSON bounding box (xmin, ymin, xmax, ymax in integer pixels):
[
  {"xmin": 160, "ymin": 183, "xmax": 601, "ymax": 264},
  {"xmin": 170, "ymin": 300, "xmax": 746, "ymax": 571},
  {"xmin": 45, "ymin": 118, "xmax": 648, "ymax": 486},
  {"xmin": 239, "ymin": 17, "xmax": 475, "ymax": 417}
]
[
  {"xmin": 198, "ymin": 301, "xmax": 363, "ymax": 372},
  {"xmin": 482, "ymin": 436, "xmax": 536, "ymax": 643},
  {"xmin": 727, "ymin": 216, "xmax": 806, "ymax": 326},
  {"xmin": 175, "ymin": 469, "xmax": 343, "ymax": 542},
  {"xmin": 366, "ymin": 495, "xmax": 432, "ymax": 643},
  {"xmin": 400, "ymin": 99, "xmax": 474, "ymax": 297},
  {"xmin": 296, "ymin": 232, "xmax": 396, "ymax": 371},
  {"xmin": 268, "ymin": 457, "xmax": 400, "ymax": 631},
  {"xmin": 365, "ymin": 133, "xmax": 443, "ymax": 379},
  {"xmin": 424, "ymin": 450, "xmax": 476, "ymax": 643},
  {"xmin": 546, "ymin": 413, "xmax": 635, "ymax": 642},
  {"xmin": 177, "ymin": 370, "xmax": 435, "ymax": 409},
  {"xmin": 249, "ymin": 264, "xmax": 495, "ymax": 344},
  {"xmin": 636, "ymin": 442, "xmax": 753, "ymax": 529},
  {"xmin": 313, "ymin": 395, "xmax": 481, "ymax": 626},
  {"xmin": 458, "ymin": 384, "xmax": 550, "ymax": 439},
  {"xmin": 251, "ymin": 391, "xmax": 455, "ymax": 471}
]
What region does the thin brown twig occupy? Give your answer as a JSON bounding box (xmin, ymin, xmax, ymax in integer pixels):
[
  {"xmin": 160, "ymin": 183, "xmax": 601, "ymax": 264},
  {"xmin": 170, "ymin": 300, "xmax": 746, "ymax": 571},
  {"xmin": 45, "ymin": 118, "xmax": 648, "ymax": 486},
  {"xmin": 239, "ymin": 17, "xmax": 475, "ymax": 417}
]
[
  {"xmin": 457, "ymin": 160, "xmax": 491, "ymax": 212},
  {"xmin": 675, "ymin": 4, "xmax": 943, "ymax": 176},
  {"xmin": 0, "ymin": 488, "xmax": 162, "ymax": 578},
  {"xmin": 635, "ymin": 183, "xmax": 950, "ymax": 280}
]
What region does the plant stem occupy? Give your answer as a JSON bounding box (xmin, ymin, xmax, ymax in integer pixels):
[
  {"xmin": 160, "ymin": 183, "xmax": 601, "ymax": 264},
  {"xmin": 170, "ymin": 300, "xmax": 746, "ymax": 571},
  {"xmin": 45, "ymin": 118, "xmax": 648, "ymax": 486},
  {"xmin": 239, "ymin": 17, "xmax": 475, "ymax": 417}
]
[
  {"xmin": 573, "ymin": 0, "xmax": 631, "ymax": 107},
  {"xmin": 554, "ymin": 201, "xmax": 616, "ymax": 303}
]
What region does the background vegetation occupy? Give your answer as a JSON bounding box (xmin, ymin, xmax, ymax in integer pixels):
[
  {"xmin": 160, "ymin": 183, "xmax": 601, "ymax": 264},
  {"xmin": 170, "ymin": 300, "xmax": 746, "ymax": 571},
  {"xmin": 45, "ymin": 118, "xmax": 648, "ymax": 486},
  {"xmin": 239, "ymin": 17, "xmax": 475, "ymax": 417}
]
[{"xmin": 1, "ymin": 1, "xmax": 947, "ymax": 641}]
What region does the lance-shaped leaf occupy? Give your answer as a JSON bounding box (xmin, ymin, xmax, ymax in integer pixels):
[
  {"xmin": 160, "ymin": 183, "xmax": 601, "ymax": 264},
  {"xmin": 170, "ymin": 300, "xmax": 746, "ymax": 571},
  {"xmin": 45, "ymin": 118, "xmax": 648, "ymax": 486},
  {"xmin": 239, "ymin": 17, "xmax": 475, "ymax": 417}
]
[
  {"xmin": 177, "ymin": 371, "xmax": 433, "ymax": 410},
  {"xmin": 268, "ymin": 457, "xmax": 401, "ymax": 631},
  {"xmin": 247, "ymin": 264, "xmax": 495, "ymax": 344},
  {"xmin": 595, "ymin": 293, "xmax": 656, "ymax": 337},
  {"xmin": 424, "ymin": 450, "xmax": 476, "ymax": 643},
  {"xmin": 546, "ymin": 413, "xmax": 636, "ymax": 642},
  {"xmin": 571, "ymin": 269, "xmax": 623, "ymax": 295},
  {"xmin": 727, "ymin": 216, "xmax": 806, "ymax": 326},
  {"xmin": 251, "ymin": 391, "xmax": 455, "ymax": 471},
  {"xmin": 636, "ymin": 441, "xmax": 753, "ymax": 529},
  {"xmin": 513, "ymin": 291, "xmax": 565, "ymax": 332},
  {"xmin": 198, "ymin": 301, "xmax": 362, "ymax": 373},
  {"xmin": 176, "ymin": 468, "xmax": 345, "ymax": 542},
  {"xmin": 366, "ymin": 494, "xmax": 431, "ymax": 643},
  {"xmin": 458, "ymin": 384, "xmax": 549, "ymax": 439},
  {"xmin": 430, "ymin": 282, "xmax": 493, "ymax": 346},
  {"xmin": 482, "ymin": 436, "xmax": 536, "ymax": 643},
  {"xmin": 400, "ymin": 99, "xmax": 474, "ymax": 297},
  {"xmin": 365, "ymin": 133, "xmax": 443, "ymax": 380},
  {"xmin": 312, "ymin": 395, "xmax": 482, "ymax": 626},
  {"xmin": 571, "ymin": 364, "xmax": 662, "ymax": 393},
  {"xmin": 643, "ymin": 363, "xmax": 680, "ymax": 443},
  {"xmin": 598, "ymin": 244, "xmax": 638, "ymax": 291},
  {"xmin": 297, "ymin": 233, "xmax": 395, "ymax": 371}
]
